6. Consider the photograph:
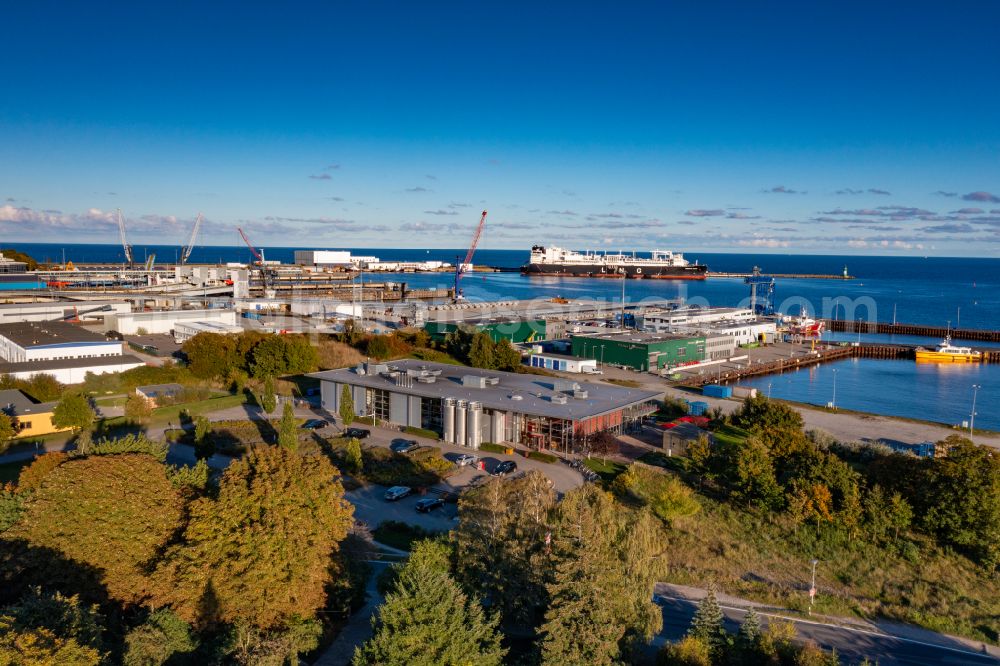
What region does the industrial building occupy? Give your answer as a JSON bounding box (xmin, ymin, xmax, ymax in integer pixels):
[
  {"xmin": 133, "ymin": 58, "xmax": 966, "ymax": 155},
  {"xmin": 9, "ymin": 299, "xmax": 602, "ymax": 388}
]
[
  {"xmin": 0, "ymin": 300, "xmax": 131, "ymax": 325},
  {"xmin": 173, "ymin": 320, "xmax": 245, "ymax": 344},
  {"xmin": 641, "ymin": 307, "xmax": 756, "ymax": 332},
  {"xmin": 103, "ymin": 308, "xmax": 238, "ymax": 336},
  {"xmin": 571, "ymin": 331, "xmax": 705, "ymax": 371},
  {"xmin": 293, "ymin": 250, "xmax": 379, "ymax": 267},
  {"xmin": 0, "ymin": 321, "xmax": 145, "ymax": 383},
  {"xmin": 424, "ymin": 319, "xmax": 549, "ymax": 344},
  {"xmin": 0, "ymin": 253, "xmax": 28, "ymax": 274},
  {"xmin": 527, "ymin": 352, "xmax": 598, "ymax": 374},
  {"xmin": 311, "ymin": 359, "xmax": 659, "ymax": 452},
  {"xmin": 0, "ymin": 389, "xmax": 68, "ymax": 438}
]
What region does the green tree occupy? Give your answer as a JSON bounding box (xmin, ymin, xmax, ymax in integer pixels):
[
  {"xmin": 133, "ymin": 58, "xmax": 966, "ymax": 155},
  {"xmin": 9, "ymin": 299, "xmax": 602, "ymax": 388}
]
[
  {"xmin": 260, "ymin": 375, "xmax": 277, "ymax": 414},
  {"xmin": 0, "ymin": 589, "xmax": 103, "ymax": 665},
  {"xmin": 154, "ymin": 445, "xmax": 354, "ymax": 629},
  {"xmin": 887, "ymin": 491, "xmax": 913, "ymax": 542},
  {"xmin": 0, "ymin": 413, "xmax": 15, "ymax": 452},
  {"xmin": 123, "ymin": 608, "xmax": 198, "ymax": 666},
  {"xmin": 340, "ymin": 384, "xmax": 355, "ymax": 425},
  {"xmin": 52, "ymin": 393, "xmax": 95, "ymax": 435},
  {"xmin": 181, "ymin": 332, "xmax": 239, "ymax": 379},
  {"xmin": 724, "ymin": 437, "xmax": 782, "ymax": 511},
  {"xmin": 658, "ymin": 636, "xmax": 712, "ymax": 666},
  {"xmin": 344, "ymin": 437, "xmax": 363, "ymax": 475},
  {"xmin": 124, "ymin": 393, "xmax": 153, "ymax": 422},
  {"xmin": 7, "ymin": 453, "xmax": 186, "ymax": 605},
  {"xmin": 278, "ymin": 400, "xmax": 298, "ymax": 451},
  {"xmin": 686, "ymin": 433, "xmax": 712, "ymax": 488},
  {"xmin": 366, "ymin": 335, "xmax": 392, "ymax": 359},
  {"xmin": 250, "ymin": 335, "xmax": 319, "ymax": 378},
  {"xmin": 733, "ymin": 395, "xmax": 803, "ymax": 436},
  {"xmin": 688, "ymin": 588, "xmax": 728, "ymax": 657},
  {"xmin": 455, "ymin": 471, "xmax": 556, "ymax": 628},
  {"xmin": 493, "ymin": 338, "xmax": 522, "ymax": 372},
  {"xmin": 354, "ymin": 542, "xmax": 505, "ymax": 666},
  {"xmin": 193, "ymin": 415, "xmax": 214, "ymax": 460},
  {"xmin": 0, "ymin": 485, "xmax": 24, "ymax": 533},
  {"xmin": 539, "ymin": 486, "xmax": 664, "ymax": 665},
  {"xmin": 468, "ymin": 332, "xmax": 496, "ymax": 369},
  {"xmin": 735, "ymin": 607, "xmax": 763, "ymax": 662}
]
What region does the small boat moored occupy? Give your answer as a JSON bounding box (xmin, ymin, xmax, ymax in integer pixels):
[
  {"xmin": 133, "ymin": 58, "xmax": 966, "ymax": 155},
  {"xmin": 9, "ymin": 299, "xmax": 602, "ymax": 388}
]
[{"xmin": 914, "ymin": 336, "xmax": 982, "ymax": 363}]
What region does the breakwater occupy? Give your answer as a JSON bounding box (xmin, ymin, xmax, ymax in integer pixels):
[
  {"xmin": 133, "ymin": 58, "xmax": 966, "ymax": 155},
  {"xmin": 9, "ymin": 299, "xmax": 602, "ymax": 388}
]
[{"xmin": 824, "ymin": 319, "xmax": 1000, "ymax": 343}]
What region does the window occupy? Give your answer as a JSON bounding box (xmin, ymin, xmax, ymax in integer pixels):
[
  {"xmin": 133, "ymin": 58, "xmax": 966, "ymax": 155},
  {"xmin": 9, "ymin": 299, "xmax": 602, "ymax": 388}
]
[{"xmin": 366, "ymin": 388, "xmax": 390, "ymax": 421}]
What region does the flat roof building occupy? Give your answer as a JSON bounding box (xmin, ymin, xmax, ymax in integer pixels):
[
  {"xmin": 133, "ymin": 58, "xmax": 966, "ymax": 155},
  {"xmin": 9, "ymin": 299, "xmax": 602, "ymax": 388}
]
[
  {"xmin": 103, "ymin": 309, "xmax": 238, "ymax": 335},
  {"xmin": 0, "ymin": 321, "xmax": 123, "ymax": 363},
  {"xmin": 310, "ymin": 359, "xmax": 658, "ymax": 452},
  {"xmin": 570, "ymin": 331, "xmax": 705, "ymax": 371},
  {"xmin": 0, "ymin": 300, "xmax": 131, "ymax": 325},
  {"xmin": 0, "ymin": 389, "xmax": 68, "ymax": 439}
]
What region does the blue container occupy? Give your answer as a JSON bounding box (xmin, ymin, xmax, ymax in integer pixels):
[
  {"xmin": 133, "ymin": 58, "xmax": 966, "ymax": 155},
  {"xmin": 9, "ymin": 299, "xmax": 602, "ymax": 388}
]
[
  {"xmin": 688, "ymin": 401, "xmax": 709, "ymax": 416},
  {"xmin": 702, "ymin": 384, "xmax": 732, "ymax": 399}
]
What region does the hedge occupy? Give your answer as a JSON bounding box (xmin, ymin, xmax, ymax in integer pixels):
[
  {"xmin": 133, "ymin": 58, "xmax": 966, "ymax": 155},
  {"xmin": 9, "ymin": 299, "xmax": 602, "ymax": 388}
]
[
  {"xmin": 526, "ymin": 450, "xmax": 558, "ymax": 464},
  {"xmin": 403, "ymin": 426, "xmax": 440, "ymax": 440},
  {"xmin": 479, "ymin": 442, "xmax": 508, "ymax": 454}
]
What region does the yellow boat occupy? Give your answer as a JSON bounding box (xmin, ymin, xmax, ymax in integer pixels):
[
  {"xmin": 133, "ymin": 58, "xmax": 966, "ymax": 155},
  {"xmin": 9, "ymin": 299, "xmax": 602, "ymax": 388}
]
[{"xmin": 915, "ymin": 336, "xmax": 982, "ymax": 363}]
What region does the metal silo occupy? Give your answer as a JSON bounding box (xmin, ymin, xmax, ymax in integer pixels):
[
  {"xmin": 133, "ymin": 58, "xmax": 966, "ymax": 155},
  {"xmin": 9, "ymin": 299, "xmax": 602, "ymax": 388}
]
[{"xmin": 443, "ymin": 397, "xmax": 456, "ymax": 443}]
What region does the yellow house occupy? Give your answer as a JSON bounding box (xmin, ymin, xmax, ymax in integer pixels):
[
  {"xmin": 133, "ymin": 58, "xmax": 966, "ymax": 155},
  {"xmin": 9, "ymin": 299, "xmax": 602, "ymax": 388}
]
[{"xmin": 0, "ymin": 389, "xmax": 71, "ymax": 438}]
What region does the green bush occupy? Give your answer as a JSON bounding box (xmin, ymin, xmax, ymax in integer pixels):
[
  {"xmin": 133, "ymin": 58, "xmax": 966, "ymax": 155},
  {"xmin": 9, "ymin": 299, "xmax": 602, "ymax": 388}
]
[
  {"xmin": 479, "ymin": 443, "xmax": 508, "ymax": 454},
  {"xmin": 362, "ymin": 446, "xmax": 454, "ymax": 487},
  {"xmin": 613, "ymin": 464, "xmax": 700, "ymax": 524},
  {"xmin": 526, "ymin": 451, "xmax": 558, "ymax": 464},
  {"xmin": 372, "ymin": 520, "xmax": 435, "ymax": 551},
  {"xmin": 403, "ymin": 426, "xmax": 440, "ymax": 440}
]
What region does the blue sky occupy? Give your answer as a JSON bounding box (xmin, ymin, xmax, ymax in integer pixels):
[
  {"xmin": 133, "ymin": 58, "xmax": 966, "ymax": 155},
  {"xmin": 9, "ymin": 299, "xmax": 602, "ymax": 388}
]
[{"xmin": 2, "ymin": 1, "xmax": 999, "ymax": 256}]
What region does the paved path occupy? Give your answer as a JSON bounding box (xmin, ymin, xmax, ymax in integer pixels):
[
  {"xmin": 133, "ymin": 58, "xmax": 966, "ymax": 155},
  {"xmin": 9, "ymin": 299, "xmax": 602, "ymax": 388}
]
[
  {"xmin": 654, "ymin": 583, "xmax": 1000, "ymax": 666},
  {"xmin": 313, "ymin": 560, "xmax": 392, "ymax": 666}
]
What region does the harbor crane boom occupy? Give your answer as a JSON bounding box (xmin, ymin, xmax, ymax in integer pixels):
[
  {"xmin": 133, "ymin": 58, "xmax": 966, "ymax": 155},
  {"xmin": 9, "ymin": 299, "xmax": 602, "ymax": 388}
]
[
  {"xmin": 180, "ymin": 213, "xmax": 203, "ymax": 265},
  {"xmin": 454, "ymin": 210, "xmax": 487, "ymax": 300},
  {"xmin": 237, "ymin": 226, "xmax": 265, "ymax": 265},
  {"xmin": 236, "ymin": 226, "xmax": 275, "ymax": 292},
  {"xmin": 116, "ymin": 208, "xmax": 134, "ymax": 266}
]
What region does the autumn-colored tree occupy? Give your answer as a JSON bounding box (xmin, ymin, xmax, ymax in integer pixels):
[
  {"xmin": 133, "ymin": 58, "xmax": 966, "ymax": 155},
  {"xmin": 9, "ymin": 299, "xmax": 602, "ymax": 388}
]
[
  {"xmin": 8, "ymin": 454, "xmax": 185, "ymax": 606},
  {"xmin": 0, "ymin": 588, "xmax": 104, "ymax": 666},
  {"xmin": 16, "ymin": 452, "xmax": 69, "ymax": 492},
  {"xmin": 154, "ymin": 446, "xmax": 353, "ymax": 630},
  {"xmin": 124, "ymin": 393, "xmax": 153, "ymax": 422}
]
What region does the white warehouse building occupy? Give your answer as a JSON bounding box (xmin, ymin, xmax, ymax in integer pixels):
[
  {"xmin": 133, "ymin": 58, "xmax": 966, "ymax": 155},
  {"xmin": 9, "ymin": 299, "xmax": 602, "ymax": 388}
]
[
  {"xmin": 0, "ymin": 300, "xmax": 132, "ymax": 325},
  {"xmin": 0, "ymin": 321, "xmax": 145, "ymax": 384},
  {"xmin": 103, "ymin": 309, "xmax": 238, "ymax": 335}
]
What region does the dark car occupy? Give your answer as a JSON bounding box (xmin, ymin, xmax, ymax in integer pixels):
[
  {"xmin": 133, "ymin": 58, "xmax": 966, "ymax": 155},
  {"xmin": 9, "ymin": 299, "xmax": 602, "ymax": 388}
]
[
  {"xmin": 301, "ymin": 419, "xmax": 329, "ymax": 430},
  {"xmin": 390, "ymin": 439, "xmax": 419, "ymax": 454},
  {"xmin": 344, "ymin": 427, "xmax": 371, "ymax": 439},
  {"xmin": 492, "ymin": 460, "xmax": 517, "ymax": 477},
  {"xmin": 415, "ymin": 497, "xmax": 445, "ymax": 513}
]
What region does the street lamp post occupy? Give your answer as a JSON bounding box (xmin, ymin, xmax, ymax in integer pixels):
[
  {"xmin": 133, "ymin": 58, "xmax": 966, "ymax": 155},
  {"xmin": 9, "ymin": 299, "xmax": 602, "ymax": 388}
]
[
  {"xmin": 831, "ymin": 369, "xmax": 838, "ymax": 410},
  {"xmin": 970, "ymin": 384, "xmax": 980, "ymax": 437},
  {"xmin": 809, "ymin": 559, "xmax": 819, "ymax": 615}
]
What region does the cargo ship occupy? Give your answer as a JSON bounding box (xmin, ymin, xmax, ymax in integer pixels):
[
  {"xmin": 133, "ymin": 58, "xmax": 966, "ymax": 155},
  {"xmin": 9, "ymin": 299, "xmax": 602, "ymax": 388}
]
[
  {"xmin": 914, "ymin": 336, "xmax": 982, "ymax": 363},
  {"xmin": 521, "ymin": 246, "xmax": 707, "ymax": 279}
]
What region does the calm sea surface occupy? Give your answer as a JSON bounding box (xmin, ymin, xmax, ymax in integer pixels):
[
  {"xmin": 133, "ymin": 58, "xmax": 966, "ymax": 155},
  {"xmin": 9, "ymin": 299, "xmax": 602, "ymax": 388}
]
[{"xmin": 11, "ymin": 243, "xmax": 1000, "ymax": 430}]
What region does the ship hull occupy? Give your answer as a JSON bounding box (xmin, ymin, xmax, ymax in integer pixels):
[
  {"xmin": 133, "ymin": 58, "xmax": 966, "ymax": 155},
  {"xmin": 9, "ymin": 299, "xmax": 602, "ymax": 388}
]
[
  {"xmin": 521, "ymin": 263, "xmax": 707, "ymax": 280},
  {"xmin": 914, "ymin": 350, "xmax": 981, "ymax": 363}
]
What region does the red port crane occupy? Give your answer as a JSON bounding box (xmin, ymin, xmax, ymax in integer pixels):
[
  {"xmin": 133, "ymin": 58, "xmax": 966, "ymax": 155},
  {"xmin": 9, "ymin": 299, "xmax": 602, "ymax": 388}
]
[
  {"xmin": 454, "ymin": 210, "xmax": 487, "ymax": 300},
  {"xmin": 236, "ymin": 226, "xmax": 275, "ymax": 290}
]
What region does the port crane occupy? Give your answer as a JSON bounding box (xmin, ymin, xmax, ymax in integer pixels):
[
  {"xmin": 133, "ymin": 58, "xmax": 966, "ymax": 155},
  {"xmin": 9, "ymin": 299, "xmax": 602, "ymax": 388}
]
[
  {"xmin": 453, "ymin": 210, "xmax": 487, "ymax": 301},
  {"xmin": 236, "ymin": 226, "xmax": 276, "ymax": 293},
  {"xmin": 116, "ymin": 208, "xmax": 134, "ymax": 267},
  {"xmin": 180, "ymin": 213, "xmax": 203, "ymax": 265}
]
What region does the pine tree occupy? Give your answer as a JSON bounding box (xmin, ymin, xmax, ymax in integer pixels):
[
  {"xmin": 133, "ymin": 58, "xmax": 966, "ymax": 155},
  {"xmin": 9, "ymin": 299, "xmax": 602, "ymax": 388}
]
[
  {"xmin": 354, "ymin": 545, "xmax": 505, "ymax": 666},
  {"xmin": 278, "ymin": 401, "xmax": 298, "ymax": 451},
  {"xmin": 260, "ymin": 376, "xmax": 277, "ymax": 414},
  {"xmin": 688, "ymin": 588, "xmax": 727, "ymax": 656},
  {"xmin": 737, "ymin": 607, "xmax": 761, "ymax": 649},
  {"xmin": 340, "ymin": 384, "xmax": 355, "ymax": 425},
  {"xmin": 344, "ymin": 437, "xmax": 363, "ymax": 475},
  {"xmin": 193, "ymin": 415, "xmax": 214, "ymax": 460}
]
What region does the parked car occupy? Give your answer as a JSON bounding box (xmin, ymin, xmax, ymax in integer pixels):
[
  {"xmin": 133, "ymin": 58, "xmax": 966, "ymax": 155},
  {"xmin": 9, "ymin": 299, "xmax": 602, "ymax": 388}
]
[
  {"xmin": 344, "ymin": 427, "xmax": 371, "ymax": 439},
  {"xmin": 384, "ymin": 486, "xmax": 412, "ymax": 501},
  {"xmin": 415, "ymin": 497, "xmax": 445, "ymax": 513},
  {"xmin": 301, "ymin": 419, "xmax": 329, "ymax": 430},
  {"xmin": 492, "ymin": 460, "xmax": 517, "ymax": 477},
  {"xmin": 455, "ymin": 453, "xmax": 478, "ymax": 467},
  {"xmin": 390, "ymin": 439, "xmax": 419, "ymax": 454}
]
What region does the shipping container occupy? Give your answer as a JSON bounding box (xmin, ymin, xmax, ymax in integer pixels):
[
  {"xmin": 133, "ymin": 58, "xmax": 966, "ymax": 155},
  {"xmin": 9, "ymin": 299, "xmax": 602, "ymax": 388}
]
[
  {"xmin": 687, "ymin": 401, "xmax": 709, "ymax": 416},
  {"xmin": 702, "ymin": 384, "xmax": 732, "ymax": 399}
]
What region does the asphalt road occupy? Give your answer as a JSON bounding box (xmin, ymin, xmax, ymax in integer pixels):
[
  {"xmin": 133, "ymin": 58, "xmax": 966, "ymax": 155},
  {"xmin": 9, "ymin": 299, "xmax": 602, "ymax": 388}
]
[{"xmin": 654, "ymin": 591, "xmax": 999, "ymax": 666}]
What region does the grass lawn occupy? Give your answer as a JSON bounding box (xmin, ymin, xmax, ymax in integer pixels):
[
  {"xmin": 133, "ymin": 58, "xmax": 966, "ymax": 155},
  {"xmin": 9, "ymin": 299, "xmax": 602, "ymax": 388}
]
[
  {"xmin": 712, "ymin": 423, "xmax": 749, "ymax": 447},
  {"xmin": 583, "ymin": 457, "xmax": 627, "ymax": 483},
  {"xmin": 605, "ymin": 378, "xmax": 642, "ymax": 388},
  {"xmin": 0, "ymin": 458, "xmax": 33, "ymax": 485}
]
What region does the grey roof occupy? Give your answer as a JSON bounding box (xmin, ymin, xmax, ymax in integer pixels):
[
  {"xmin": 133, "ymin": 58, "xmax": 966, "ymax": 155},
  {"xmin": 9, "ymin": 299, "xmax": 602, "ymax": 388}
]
[
  {"xmin": 0, "ymin": 321, "xmax": 109, "ymax": 347},
  {"xmin": 309, "ymin": 359, "xmax": 660, "ymax": 421},
  {"xmin": 0, "ymin": 389, "xmax": 56, "ymax": 416},
  {"xmin": 571, "ymin": 330, "xmax": 702, "ymax": 344},
  {"xmin": 0, "ymin": 354, "xmax": 145, "ymax": 374}
]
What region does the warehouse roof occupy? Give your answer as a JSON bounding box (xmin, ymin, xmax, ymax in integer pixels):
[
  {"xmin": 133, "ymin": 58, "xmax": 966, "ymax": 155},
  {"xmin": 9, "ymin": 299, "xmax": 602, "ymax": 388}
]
[
  {"xmin": 571, "ymin": 330, "xmax": 702, "ymax": 344},
  {"xmin": 0, "ymin": 389, "xmax": 57, "ymax": 416},
  {"xmin": 0, "ymin": 354, "xmax": 145, "ymax": 374},
  {"xmin": 0, "ymin": 320, "xmax": 109, "ymax": 347},
  {"xmin": 310, "ymin": 359, "xmax": 659, "ymax": 420}
]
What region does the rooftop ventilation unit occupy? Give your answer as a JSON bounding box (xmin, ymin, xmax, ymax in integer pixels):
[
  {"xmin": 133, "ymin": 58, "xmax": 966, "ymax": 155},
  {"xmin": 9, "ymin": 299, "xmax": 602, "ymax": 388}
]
[
  {"xmin": 416, "ymin": 375, "xmax": 437, "ymax": 383},
  {"xmin": 572, "ymin": 389, "xmax": 589, "ymax": 399},
  {"xmin": 485, "ymin": 376, "xmax": 500, "ymax": 386},
  {"xmin": 550, "ymin": 394, "xmax": 568, "ymax": 404},
  {"xmin": 510, "ymin": 394, "xmax": 523, "ymax": 401},
  {"xmin": 462, "ymin": 375, "xmax": 487, "ymax": 389}
]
